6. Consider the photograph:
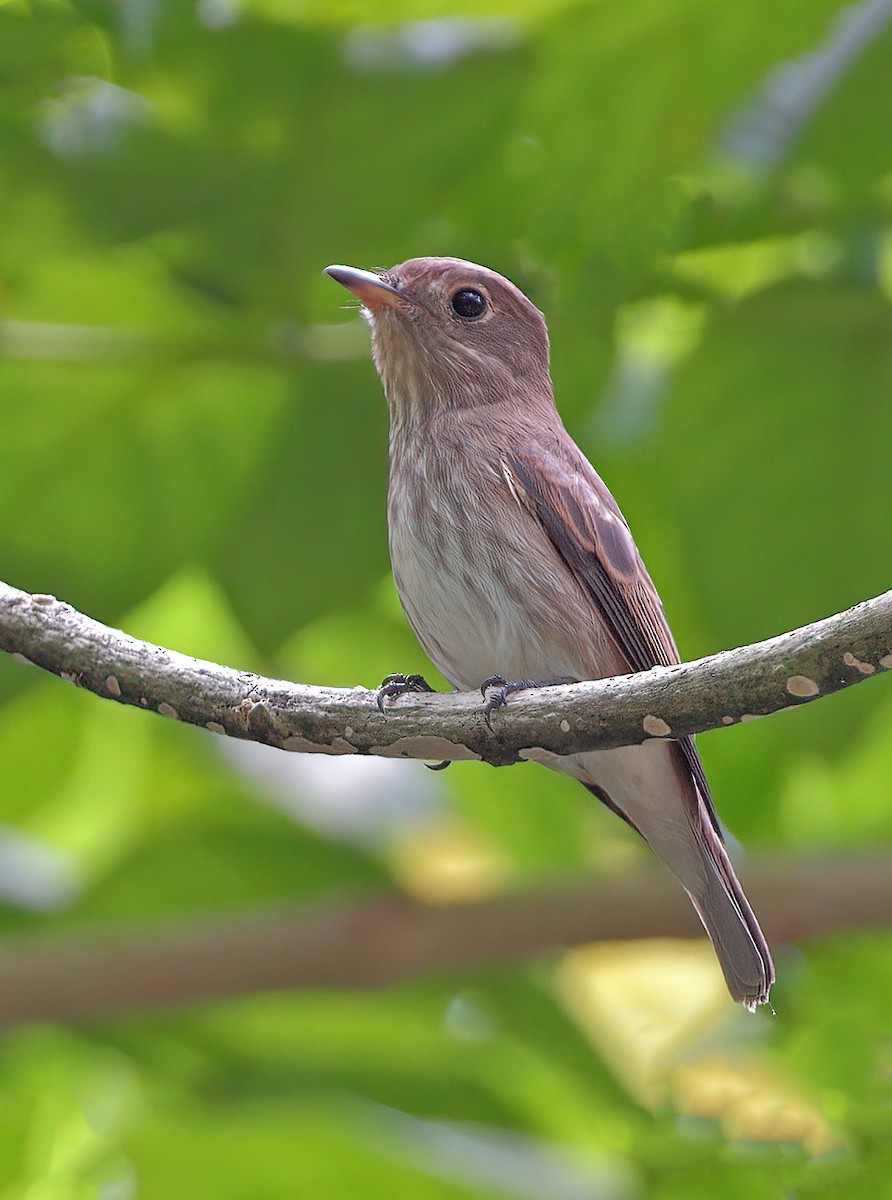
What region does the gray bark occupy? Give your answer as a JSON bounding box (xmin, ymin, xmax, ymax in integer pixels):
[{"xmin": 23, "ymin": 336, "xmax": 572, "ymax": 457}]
[{"xmin": 1, "ymin": 580, "xmax": 891, "ymax": 765}]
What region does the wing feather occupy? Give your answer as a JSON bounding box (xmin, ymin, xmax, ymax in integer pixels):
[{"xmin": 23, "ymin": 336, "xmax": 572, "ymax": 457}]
[{"xmin": 507, "ymin": 437, "xmax": 721, "ymax": 834}]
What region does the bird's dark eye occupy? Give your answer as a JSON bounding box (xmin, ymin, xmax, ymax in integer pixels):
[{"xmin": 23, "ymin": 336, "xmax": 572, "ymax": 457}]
[{"xmin": 450, "ymin": 288, "xmax": 487, "ymax": 319}]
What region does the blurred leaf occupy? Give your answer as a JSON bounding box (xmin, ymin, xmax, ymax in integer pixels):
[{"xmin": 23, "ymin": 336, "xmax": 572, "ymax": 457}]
[{"xmin": 3, "ymin": 0, "xmax": 892, "ymax": 1193}]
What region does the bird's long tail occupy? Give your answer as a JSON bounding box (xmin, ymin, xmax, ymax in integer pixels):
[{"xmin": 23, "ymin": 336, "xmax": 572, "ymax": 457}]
[
  {"xmin": 578, "ymin": 741, "xmax": 774, "ymax": 1010},
  {"xmin": 684, "ymin": 813, "xmax": 774, "ymax": 1010}
]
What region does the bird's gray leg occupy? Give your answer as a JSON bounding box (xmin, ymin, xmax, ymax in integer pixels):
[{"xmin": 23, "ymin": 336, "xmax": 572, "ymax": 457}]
[
  {"xmin": 375, "ymin": 672, "xmax": 437, "ymax": 712},
  {"xmin": 481, "ymin": 675, "xmax": 577, "ymax": 729},
  {"xmin": 375, "ymin": 674, "xmax": 449, "ymax": 770}
]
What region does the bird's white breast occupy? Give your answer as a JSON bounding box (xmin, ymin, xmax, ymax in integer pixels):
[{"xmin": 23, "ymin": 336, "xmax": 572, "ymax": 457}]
[{"xmin": 386, "ymin": 427, "xmax": 612, "ymax": 692}]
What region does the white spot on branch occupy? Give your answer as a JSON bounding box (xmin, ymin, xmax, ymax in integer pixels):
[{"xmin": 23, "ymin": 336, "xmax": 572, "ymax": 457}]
[
  {"xmin": 721, "ymin": 715, "xmax": 735, "ymax": 725},
  {"xmin": 372, "ymin": 736, "xmax": 481, "ymax": 762},
  {"xmin": 105, "ymin": 675, "xmax": 121, "ymax": 697},
  {"xmin": 206, "ymin": 721, "xmax": 225, "ymax": 735},
  {"xmin": 157, "ymin": 702, "xmax": 179, "ymax": 720},
  {"xmin": 283, "ymin": 735, "xmax": 355, "ymax": 755},
  {"xmin": 881, "ymin": 654, "xmax": 892, "ymax": 670},
  {"xmin": 642, "ymin": 714, "xmax": 671, "ymax": 737},
  {"xmin": 786, "ymin": 675, "xmax": 819, "ymax": 697},
  {"xmin": 843, "ymin": 651, "xmax": 875, "ymax": 675},
  {"xmin": 560, "ymin": 719, "xmax": 571, "ymax": 733}
]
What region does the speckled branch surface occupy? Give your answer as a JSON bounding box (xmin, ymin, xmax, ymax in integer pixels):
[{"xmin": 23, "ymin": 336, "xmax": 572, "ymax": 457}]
[{"xmin": 1, "ymin": 580, "xmax": 891, "ymax": 765}]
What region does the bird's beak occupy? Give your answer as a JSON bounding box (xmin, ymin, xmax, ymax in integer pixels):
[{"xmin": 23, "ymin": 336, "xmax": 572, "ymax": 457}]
[{"xmin": 324, "ymin": 264, "xmax": 405, "ymax": 311}]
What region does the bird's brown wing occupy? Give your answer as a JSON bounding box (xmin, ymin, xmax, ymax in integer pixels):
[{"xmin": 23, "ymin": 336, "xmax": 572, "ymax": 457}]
[
  {"xmin": 507, "ymin": 436, "xmax": 718, "ymax": 831},
  {"xmin": 507, "ymin": 437, "xmax": 774, "ymax": 1006}
]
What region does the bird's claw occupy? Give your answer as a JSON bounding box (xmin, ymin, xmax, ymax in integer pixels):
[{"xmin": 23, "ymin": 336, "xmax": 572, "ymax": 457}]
[
  {"xmin": 375, "ymin": 672, "xmax": 436, "ymax": 713},
  {"xmin": 481, "ymin": 674, "xmax": 513, "ymax": 730},
  {"xmin": 376, "ymin": 673, "xmax": 449, "ymax": 769},
  {"xmin": 480, "ymin": 675, "xmax": 576, "ymax": 730}
]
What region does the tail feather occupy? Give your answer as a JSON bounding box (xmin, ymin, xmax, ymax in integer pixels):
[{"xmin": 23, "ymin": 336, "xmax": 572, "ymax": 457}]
[
  {"xmin": 686, "ymin": 817, "xmax": 774, "ymax": 1010},
  {"xmin": 578, "ymin": 740, "xmax": 775, "ymax": 1010}
]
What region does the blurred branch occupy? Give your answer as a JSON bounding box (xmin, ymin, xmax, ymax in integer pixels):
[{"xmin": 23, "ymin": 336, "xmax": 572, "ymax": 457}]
[
  {"xmin": 0, "ymin": 318, "xmax": 367, "ymax": 365},
  {"xmin": 1, "ymin": 580, "xmax": 891, "ymax": 761},
  {"xmin": 1, "ymin": 580, "xmax": 891, "ymax": 765},
  {"xmin": 0, "ymin": 320, "xmax": 153, "ymax": 363},
  {"xmin": 721, "ymin": 0, "xmax": 892, "ymax": 168},
  {"xmin": 0, "ymin": 856, "xmax": 888, "ymax": 1026}
]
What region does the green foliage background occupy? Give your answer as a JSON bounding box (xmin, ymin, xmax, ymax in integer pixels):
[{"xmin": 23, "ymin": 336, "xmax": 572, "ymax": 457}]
[{"xmin": 2, "ymin": 0, "xmax": 892, "ymax": 1194}]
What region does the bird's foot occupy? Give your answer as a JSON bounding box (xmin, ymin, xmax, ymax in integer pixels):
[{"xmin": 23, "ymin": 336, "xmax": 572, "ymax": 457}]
[
  {"xmin": 375, "ymin": 673, "xmax": 449, "ymax": 770},
  {"xmin": 480, "ymin": 674, "xmax": 576, "ymax": 730},
  {"xmin": 375, "ymin": 672, "xmax": 437, "ymax": 712}
]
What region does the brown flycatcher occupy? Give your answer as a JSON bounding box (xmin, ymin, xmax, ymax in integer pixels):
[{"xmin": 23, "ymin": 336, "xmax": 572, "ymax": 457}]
[{"xmin": 326, "ymin": 257, "xmax": 774, "ymax": 1009}]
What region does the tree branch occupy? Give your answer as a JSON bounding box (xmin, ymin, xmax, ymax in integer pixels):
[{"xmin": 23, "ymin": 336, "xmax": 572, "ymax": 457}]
[
  {"xmin": 1, "ymin": 580, "xmax": 890, "ymax": 764},
  {"xmin": 0, "ymin": 856, "xmax": 888, "ymax": 1027}
]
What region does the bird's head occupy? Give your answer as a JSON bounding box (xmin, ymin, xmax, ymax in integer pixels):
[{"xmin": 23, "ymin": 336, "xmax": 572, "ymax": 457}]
[{"xmin": 325, "ymin": 257, "xmax": 552, "ymax": 419}]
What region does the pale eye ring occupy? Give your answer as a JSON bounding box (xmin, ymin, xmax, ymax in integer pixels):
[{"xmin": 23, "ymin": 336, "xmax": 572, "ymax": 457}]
[{"xmin": 450, "ymin": 288, "xmax": 487, "ymax": 319}]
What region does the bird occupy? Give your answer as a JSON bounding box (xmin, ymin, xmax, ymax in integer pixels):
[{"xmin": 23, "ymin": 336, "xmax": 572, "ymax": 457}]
[{"xmin": 325, "ymin": 256, "xmax": 774, "ymax": 1010}]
